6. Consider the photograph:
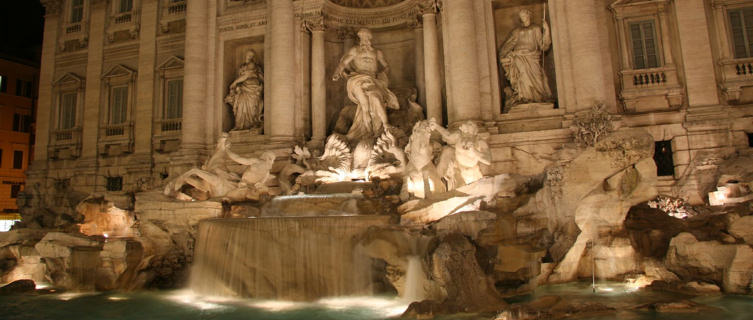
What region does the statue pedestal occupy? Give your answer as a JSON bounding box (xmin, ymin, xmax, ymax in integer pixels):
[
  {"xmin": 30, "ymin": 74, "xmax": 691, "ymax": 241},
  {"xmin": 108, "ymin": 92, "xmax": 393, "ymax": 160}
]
[{"xmin": 506, "ymin": 102, "xmax": 555, "ymax": 114}]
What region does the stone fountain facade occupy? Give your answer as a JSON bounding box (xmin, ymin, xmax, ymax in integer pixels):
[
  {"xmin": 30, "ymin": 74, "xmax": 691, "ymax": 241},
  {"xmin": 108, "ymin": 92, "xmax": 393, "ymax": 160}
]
[{"xmin": 3, "ymin": 0, "xmax": 753, "ymax": 315}]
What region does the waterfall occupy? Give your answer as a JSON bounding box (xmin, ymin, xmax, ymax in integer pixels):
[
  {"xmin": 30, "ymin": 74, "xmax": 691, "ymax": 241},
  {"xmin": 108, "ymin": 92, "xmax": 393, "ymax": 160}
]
[
  {"xmin": 402, "ymin": 255, "xmax": 425, "ymax": 302},
  {"xmin": 190, "ymin": 216, "xmax": 390, "ymax": 301},
  {"xmin": 70, "ymin": 247, "xmax": 100, "ymax": 291}
]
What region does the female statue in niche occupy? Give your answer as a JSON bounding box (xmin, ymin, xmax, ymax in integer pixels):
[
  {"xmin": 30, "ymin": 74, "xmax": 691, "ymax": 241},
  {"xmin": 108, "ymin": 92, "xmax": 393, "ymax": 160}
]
[
  {"xmin": 498, "ymin": 9, "xmax": 552, "ymax": 108},
  {"xmin": 225, "ymin": 49, "xmax": 264, "ymax": 130}
]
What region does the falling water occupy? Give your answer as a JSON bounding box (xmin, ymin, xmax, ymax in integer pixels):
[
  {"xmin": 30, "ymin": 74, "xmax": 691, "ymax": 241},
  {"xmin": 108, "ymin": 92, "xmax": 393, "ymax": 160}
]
[
  {"xmin": 70, "ymin": 247, "xmax": 100, "ymax": 291},
  {"xmin": 190, "ymin": 216, "xmax": 391, "ymax": 301},
  {"xmin": 402, "ymin": 255, "xmax": 424, "ymax": 302}
]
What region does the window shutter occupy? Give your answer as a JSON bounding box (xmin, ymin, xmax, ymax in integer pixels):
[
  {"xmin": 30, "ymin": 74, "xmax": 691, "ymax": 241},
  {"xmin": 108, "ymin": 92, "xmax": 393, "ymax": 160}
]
[
  {"xmin": 111, "ymin": 86, "xmax": 128, "ymax": 124},
  {"xmin": 61, "ymin": 93, "xmax": 77, "ymax": 129},
  {"xmin": 641, "ymin": 21, "xmax": 659, "ymax": 68},
  {"xmin": 730, "ymin": 9, "xmax": 749, "ymax": 58},
  {"xmin": 166, "ymin": 79, "xmax": 183, "ymax": 119},
  {"xmin": 630, "ymin": 23, "xmax": 646, "ymax": 69}
]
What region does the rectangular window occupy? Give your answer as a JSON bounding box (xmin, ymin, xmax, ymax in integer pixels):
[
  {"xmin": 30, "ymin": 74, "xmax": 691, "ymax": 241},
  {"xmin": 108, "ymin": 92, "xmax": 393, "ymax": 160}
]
[
  {"xmin": 22, "ymin": 115, "xmax": 31, "ymax": 133},
  {"xmin": 729, "ymin": 7, "xmax": 753, "ymax": 59},
  {"xmin": 60, "ymin": 93, "xmax": 77, "ymax": 129},
  {"xmin": 0, "ymin": 75, "xmax": 6, "ymax": 93},
  {"xmin": 165, "ymin": 79, "xmax": 183, "ymax": 119},
  {"xmin": 629, "ymin": 20, "xmax": 660, "ymax": 69},
  {"xmin": 12, "ymin": 151, "xmax": 23, "ymax": 170},
  {"xmin": 654, "ymin": 140, "xmax": 675, "ymax": 177},
  {"xmin": 0, "ymin": 149, "xmax": 3, "ymax": 168},
  {"xmin": 70, "ymin": 0, "xmax": 84, "ymax": 23},
  {"xmin": 12, "ymin": 114, "xmax": 20, "ymax": 132},
  {"xmin": 110, "ymin": 86, "xmax": 128, "ymax": 124},
  {"xmin": 747, "ymin": 132, "xmax": 753, "ymax": 147},
  {"xmin": 15, "ymin": 79, "xmax": 23, "ymax": 96},
  {"xmin": 10, "ymin": 185, "xmax": 20, "ymax": 199},
  {"xmin": 23, "ymin": 81, "xmax": 32, "ymax": 98},
  {"xmin": 11, "ymin": 114, "xmax": 29, "ymax": 133},
  {"xmin": 106, "ymin": 176, "xmax": 123, "ymax": 191},
  {"xmin": 119, "ymin": 0, "xmax": 133, "ymax": 13}
]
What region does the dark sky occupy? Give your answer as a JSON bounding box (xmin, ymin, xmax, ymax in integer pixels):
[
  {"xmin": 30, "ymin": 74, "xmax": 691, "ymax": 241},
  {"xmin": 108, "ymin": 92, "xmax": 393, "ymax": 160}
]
[{"xmin": 0, "ymin": 1, "xmax": 44, "ymax": 64}]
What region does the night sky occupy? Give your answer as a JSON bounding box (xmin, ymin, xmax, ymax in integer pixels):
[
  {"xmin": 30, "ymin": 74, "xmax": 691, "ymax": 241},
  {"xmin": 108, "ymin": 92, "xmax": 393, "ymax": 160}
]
[{"xmin": 0, "ymin": 1, "xmax": 45, "ymax": 64}]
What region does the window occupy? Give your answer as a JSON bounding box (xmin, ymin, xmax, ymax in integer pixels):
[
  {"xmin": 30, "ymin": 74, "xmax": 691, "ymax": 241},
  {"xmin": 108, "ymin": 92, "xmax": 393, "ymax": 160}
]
[
  {"xmin": 10, "ymin": 185, "xmax": 20, "ymax": 199},
  {"xmin": 654, "ymin": 140, "xmax": 674, "ymax": 177},
  {"xmin": 747, "ymin": 132, "xmax": 753, "ymax": 147},
  {"xmin": 0, "ymin": 75, "xmax": 6, "ymax": 93},
  {"xmin": 12, "ymin": 114, "xmax": 30, "ymax": 133},
  {"xmin": 106, "ymin": 176, "xmax": 123, "ymax": 191},
  {"xmin": 23, "ymin": 81, "xmax": 32, "ymax": 98},
  {"xmin": 109, "ymin": 86, "xmax": 128, "ymax": 124},
  {"xmin": 118, "ymin": 0, "xmax": 133, "ymax": 13},
  {"xmin": 165, "ymin": 79, "xmax": 183, "ymax": 119},
  {"xmin": 70, "ymin": 0, "xmax": 84, "ymax": 23},
  {"xmin": 0, "ymin": 149, "xmax": 3, "ymax": 168},
  {"xmin": 12, "ymin": 151, "xmax": 23, "ymax": 170},
  {"xmin": 629, "ymin": 20, "xmax": 660, "ymax": 69},
  {"xmin": 60, "ymin": 92, "xmax": 77, "ymax": 129},
  {"xmin": 728, "ymin": 7, "xmax": 753, "ymax": 59},
  {"xmin": 15, "ymin": 79, "xmax": 23, "ymax": 96}
]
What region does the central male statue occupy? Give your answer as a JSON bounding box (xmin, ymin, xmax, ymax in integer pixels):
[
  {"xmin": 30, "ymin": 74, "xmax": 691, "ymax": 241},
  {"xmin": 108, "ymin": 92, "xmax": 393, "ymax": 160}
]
[{"xmin": 332, "ymin": 28, "xmax": 399, "ymax": 142}]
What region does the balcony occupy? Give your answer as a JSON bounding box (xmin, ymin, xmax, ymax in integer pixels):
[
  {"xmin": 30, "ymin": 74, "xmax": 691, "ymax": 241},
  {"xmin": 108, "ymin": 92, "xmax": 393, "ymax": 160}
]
[
  {"xmin": 48, "ymin": 127, "xmax": 82, "ymax": 160},
  {"xmin": 98, "ymin": 122, "xmax": 134, "ymax": 156},
  {"xmin": 59, "ymin": 22, "xmax": 89, "ymax": 52},
  {"xmin": 159, "ymin": 0, "xmax": 186, "ymax": 34},
  {"xmin": 159, "ymin": 118, "xmax": 182, "ymax": 132},
  {"xmin": 719, "ymin": 57, "xmax": 753, "ymax": 104},
  {"xmin": 619, "ymin": 66, "xmax": 684, "ymax": 113},
  {"xmin": 153, "ymin": 118, "xmax": 182, "ymax": 153},
  {"xmin": 107, "ymin": 10, "xmax": 140, "ymax": 43}
]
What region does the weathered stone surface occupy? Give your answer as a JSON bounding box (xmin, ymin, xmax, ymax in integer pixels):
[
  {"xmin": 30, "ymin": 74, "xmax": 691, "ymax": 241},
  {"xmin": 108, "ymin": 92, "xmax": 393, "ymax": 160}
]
[
  {"xmin": 34, "ymin": 232, "xmax": 102, "ymax": 258},
  {"xmin": 665, "ymin": 232, "xmax": 753, "ymax": 293},
  {"xmin": 728, "ymin": 215, "xmax": 753, "ymax": 245},
  {"xmin": 0, "ymin": 279, "xmax": 36, "ymax": 294},
  {"xmin": 430, "ymin": 234, "xmax": 506, "ymax": 313},
  {"xmin": 433, "ymin": 210, "xmax": 497, "ymax": 239}
]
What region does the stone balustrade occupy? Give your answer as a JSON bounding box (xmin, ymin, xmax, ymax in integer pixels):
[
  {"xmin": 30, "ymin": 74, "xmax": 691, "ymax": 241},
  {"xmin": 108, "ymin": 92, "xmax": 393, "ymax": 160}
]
[{"xmin": 719, "ymin": 57, "xmax": 753, "ymax": 104}]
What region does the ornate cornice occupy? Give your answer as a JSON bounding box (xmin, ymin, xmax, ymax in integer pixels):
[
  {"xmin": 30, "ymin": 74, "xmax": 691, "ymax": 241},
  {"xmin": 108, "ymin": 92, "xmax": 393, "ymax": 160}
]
[
  {"xmin": 40, "ymin": 0, "xmax": 62, "ymax": 16},
  {"xmin": 304, "ymin": 13, "xmax": 326, "ymax": 32},
  {"xmin": 417, "ymin": 0, "xmax": 438, "ymax": 15},
  {"xmin": 323, "ymin": 0, "xmax": 419, "ymax": 29}
]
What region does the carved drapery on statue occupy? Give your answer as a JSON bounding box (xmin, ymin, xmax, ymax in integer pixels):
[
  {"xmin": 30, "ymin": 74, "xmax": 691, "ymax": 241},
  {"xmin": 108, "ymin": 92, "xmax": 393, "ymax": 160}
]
[
  {"xmin": 498, "ymin": 9, "xmax": 552, "ymax": 109},
  {"xmin": 225, "ymin": 50, "xmax": 264, "ymax": 131}
]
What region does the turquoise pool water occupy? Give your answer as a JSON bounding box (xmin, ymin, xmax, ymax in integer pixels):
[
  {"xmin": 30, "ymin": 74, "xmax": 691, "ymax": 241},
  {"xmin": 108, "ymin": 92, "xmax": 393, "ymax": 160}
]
[{"xmin": 1, "ymin": 284, "xmax": 751, "ymax": 320}]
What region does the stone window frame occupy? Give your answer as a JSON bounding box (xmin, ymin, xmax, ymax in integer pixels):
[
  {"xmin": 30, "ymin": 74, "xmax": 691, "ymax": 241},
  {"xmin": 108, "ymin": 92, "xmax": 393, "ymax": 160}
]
[
  {"xmin": 153, "ymin": 56, "xmax": 184, "ymax": 153},
  {"xmin": 60, "ymin": 0, "xmax": 90, "ymax": 51},
  {"xmin": 609, "ymin": 0, "xmax": 684, "ymax": 113},
  {"xmin": 49, "ymin": 72, "xmax": 85, "ymax": 159},
  {"xmin": 710, "ymin": 0, "xmax": 753, "ymax": 104},
  {"xmin": 159, "ymin": 0, "xmax": 187, "ymax": 34},
  {"xmin": 106, "ymin": 0, "xmax": 140, "ymax": 43},
  {"xmin": 99, "ymin": 65, "xmax": 137, "ymax": 155}
]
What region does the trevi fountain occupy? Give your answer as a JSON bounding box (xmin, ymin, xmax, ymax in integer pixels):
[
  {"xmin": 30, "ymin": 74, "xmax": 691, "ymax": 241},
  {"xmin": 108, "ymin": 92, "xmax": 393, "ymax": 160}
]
[{"xmin": 3, "ymin": 0, "xmax": 753, "ymax": 319}]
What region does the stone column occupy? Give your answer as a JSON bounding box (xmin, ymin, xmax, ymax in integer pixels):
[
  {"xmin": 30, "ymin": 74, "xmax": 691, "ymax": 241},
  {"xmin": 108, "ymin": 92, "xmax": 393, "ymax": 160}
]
[
  {"xmin": 674, "ymin": 0, "xmax": 720, "ymax": 107},
  {"xmin": 180, "ymin": 0, "xmax": 208, "ymax": 152},
  {"xmin": 134, "ymin": 0, "xmax": 158, "ymax": 155},
  {"xmin": 268, "ymin": 0, "xmax": 296, "ymax": 139},
  {"xmin": 412, "ymin": 19, "xmax": 426, "ymax": 109},
  {"xmin": 421, "ymin": 1, "xmax": 443, "ymax": 123},
  {"xmin": 443, "ymin": 0, "xmax": 481, "ymax": 123},
  {"xmin": 81, "ymin": 0, "xmax": 107, "ymax": 159},
  {"xmin": 306, "ymin": 17, "xmax": 327, "ymax": 144},
  {"xmin": 35, "ymin": 0, "xmax": 62, "ymax": 162}
]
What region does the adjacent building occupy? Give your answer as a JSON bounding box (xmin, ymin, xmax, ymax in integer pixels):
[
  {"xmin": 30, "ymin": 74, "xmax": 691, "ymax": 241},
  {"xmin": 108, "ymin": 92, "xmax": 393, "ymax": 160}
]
[{"xmin": 0, "ymin": 57, "xmax": 38, "ymax": 220}]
